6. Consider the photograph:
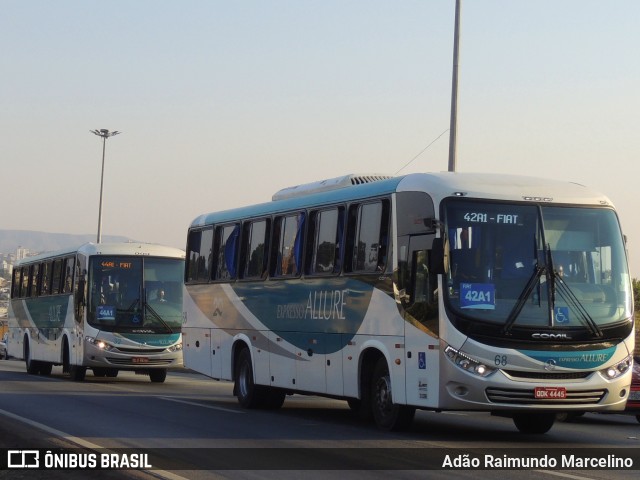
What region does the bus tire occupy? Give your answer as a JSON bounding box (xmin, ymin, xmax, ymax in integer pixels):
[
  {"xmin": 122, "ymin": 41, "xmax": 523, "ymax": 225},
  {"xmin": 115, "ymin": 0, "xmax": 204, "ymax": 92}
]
[
  {"xmin": 25, "ymin": 339, "xmax": 40, "ymax": 375},
  {"xmin": 93, "ymin": 368, "xmax": 107, "ymax": 377},
  {"xmin": 149, "ymin": 369, "xmax": 167, "ymax": 383},
  {"xmin": 105, "ymin": 369, "xmax": 119, "ymax": 378},
  {"xmin": 347, "ymin": 398, "xmax": 373, "ymax": 421},
  {"xmin": 62, "ymin": 337, "xmax": 71, "ymax": 374},
  {"xmin": 513, "ymin": 412, "xmax": 555, "ymax": 434},
  {"xmin": 235, "ymin": 348, "xmax": 266, "ymax": 409},
  {"xmin": 69, "ymin": 365, "xmax": 87, "ymax": 382},
  {"xmin": 371, "ymin": 358, "xmax": 415, "ymax": 431}
]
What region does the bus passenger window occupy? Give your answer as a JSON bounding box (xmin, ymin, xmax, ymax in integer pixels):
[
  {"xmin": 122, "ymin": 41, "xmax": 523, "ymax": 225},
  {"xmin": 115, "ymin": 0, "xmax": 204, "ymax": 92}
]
[
  {"xmin": 348, "ymin": 200, "xmax": 389, "ymax": 273},
  {"xmin": 186, "ymin": 227, "xmax": 214, "ymax": 283},
  {"xmin": 63, "ymin": 257, "xmax": 75, "ymax": 294},
  {"xmin": 40, "ymin": 262, "xmax": 51, "ymax": 296},
  {"xmin": 51, "ymin": 259, "xmax": 63, "ymax": 294},
  {"xmin": 242, "ymin": 219, "xmax": 269, "ymax": 279},
  {"xmin": 30, "ymin": 264, "xmax": 40, "ymax": 298},
  {"xmin": 308, "ymin": 208, "xmax": 343, "ymax": 275},
  {"xmin": 214, "ymin": 224, "xmax": 240, "ymax": 281},
  {"xmin": 11, "ymin": 268, "xmax": 21, "ymax": 298},
  {"xmin": 273, "ymin": 213, "xmax": 305, "ymax": 277},
  {"xmin": 20, "ymin": 267, "xmax": 29, "ymax": 297}
]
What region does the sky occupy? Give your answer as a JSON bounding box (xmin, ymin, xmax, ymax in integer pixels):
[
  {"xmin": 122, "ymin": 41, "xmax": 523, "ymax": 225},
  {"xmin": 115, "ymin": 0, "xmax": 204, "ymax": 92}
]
[{"xmin": 2, "ymin": 1, "xmax": 639, "ymax": 275}]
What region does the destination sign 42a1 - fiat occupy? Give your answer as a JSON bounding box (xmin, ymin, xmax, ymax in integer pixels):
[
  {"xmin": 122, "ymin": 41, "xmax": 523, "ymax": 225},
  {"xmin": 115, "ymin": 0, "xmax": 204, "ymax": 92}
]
[{"xmin": 463, "ymin": 212, "xmax": 519, "ymax": 224}]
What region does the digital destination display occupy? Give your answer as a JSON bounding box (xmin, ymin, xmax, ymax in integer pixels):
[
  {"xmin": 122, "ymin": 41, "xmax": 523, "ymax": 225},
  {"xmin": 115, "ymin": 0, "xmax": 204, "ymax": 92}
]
[
  {"xmin": 100, "ymin": 261, "xmax": 133, "ymax": 270},
  {"xmin": 461, "ymin": 212, "xmax": 520, "ymax": 224}
]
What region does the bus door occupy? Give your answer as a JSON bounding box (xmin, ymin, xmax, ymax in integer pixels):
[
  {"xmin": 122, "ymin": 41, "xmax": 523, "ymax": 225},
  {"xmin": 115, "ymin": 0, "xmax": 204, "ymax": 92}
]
[{"xmin": 399, "ymin": 234, "xmax": 441, "ymax": 408}]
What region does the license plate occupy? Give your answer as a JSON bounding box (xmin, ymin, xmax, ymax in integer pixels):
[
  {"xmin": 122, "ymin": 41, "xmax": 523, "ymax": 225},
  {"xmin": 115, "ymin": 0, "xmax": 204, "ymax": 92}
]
[
  {"xmin": 534, "ymin": 387, "xmax": 567, "ymax": 399},
  {"xmin": 132, "ymin": 357, "xmax": 149, "ymax": 364},
  {"xmin": 628, "ymin": 391, "xmax": 640, "ymax": 401}
]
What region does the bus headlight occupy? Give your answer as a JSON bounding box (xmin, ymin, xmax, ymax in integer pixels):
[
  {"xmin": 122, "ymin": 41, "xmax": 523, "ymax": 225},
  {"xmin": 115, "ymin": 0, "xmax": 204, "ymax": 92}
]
[
  {"xmin": 444, "ymin": 345, "xmax": 496, "ymax": 378},
  {"xmin": 167, "ymin": 342, "xmax": 183, "ymax": 353},
  {"xmin": 85, "ymin": 336, "xmax": 116, "ymax": 352},
  {"xmin": 599, "ymin": 354, "xmax": 633, "ymax": 380}
]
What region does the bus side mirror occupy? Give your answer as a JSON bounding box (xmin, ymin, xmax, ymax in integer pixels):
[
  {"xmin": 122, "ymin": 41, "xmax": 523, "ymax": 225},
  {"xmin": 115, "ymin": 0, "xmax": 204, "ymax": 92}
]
[{"xmin": 430, "ymin": 237, "xmax": 446, "ymax": 274}]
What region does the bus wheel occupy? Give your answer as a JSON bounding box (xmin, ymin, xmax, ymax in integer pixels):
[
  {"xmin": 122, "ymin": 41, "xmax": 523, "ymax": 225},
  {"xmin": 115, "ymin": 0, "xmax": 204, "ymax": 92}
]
[
  {"xmin": 347, "ymin": 398, "xmax": 373, "ymax": 421},
  {"xmin": 69, "ymin": 365, "xmax": 87, "ymax": 382},
  {"xmin": 25, "ymin": 340, "xmax": 40, "ymax": 375},
  {"xmin": 513, "ymin": 412, "xmax": 555, "ymax": 434},
  {"xmin": 371, "ymin": 358, "xmax": 415, "ymax": 431},
  {"xmin": 93, "ymin": 368, "xmax": 107, "ymax": 377},
  {"xmin": 105, "ymin": 369, "xmax": 119, "ymax": 378},
  {"xmin": 149, "ymin": 369, "xmax": 167, "ymax": 383},
  {"xmin": 235, "ymin": 348, "xmax": 265, "ymax": 409}
]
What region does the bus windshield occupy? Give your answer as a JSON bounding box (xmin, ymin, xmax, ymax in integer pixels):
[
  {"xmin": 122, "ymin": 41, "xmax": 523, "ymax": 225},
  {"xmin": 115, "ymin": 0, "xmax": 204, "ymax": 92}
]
[
  {"xmin": 443, "ymin": 200, "xmax": 632, "ymax": 330},
  {"xmin": 87, "ymin": 256, "xmax": 183, "ymax": 332}
]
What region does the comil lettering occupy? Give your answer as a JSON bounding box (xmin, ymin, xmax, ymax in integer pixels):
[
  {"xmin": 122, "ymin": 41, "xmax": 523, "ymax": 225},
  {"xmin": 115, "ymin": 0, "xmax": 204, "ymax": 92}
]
[{"xmin": 532, "ymin": 333, "xmax": 572, "ymax": 340}]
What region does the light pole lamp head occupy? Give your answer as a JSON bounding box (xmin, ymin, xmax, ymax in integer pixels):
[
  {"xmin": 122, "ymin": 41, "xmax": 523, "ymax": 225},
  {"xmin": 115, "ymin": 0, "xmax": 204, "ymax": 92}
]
[{"xmin": 90, "ymin": 129, "xmax": 121, "ymax": 138}]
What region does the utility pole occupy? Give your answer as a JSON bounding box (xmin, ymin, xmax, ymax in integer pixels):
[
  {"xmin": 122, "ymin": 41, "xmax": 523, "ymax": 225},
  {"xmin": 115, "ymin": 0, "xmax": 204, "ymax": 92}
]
[
  {"xmin": 448, "ymin": 0, "xmax": 462, "ymax": 172},
  {"xmin": 90, "ymin": 129, "xmax": 121, "ymax": 243}
]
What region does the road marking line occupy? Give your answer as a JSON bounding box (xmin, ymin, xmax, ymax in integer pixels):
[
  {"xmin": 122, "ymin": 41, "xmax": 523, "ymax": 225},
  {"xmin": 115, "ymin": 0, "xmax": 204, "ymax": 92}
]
[
  {"xmin": 159, "ymin": 396, "xmax": 244, "ymax": 414},
  {"xmin": 0, "ymin": 407, "xmax": 189, "ymax": 480},
  {"xmin": 533, "ymin": 470, "xmax": 594, "ymax": 480}
]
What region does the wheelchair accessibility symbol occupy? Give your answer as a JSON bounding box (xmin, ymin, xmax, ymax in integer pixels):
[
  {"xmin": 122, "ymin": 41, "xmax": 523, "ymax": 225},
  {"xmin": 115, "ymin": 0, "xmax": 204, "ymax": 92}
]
[
  {"xmin": 418, "ymin": 352, "xmax": 426, "ymax": 369},
  {"xmin": 554, "ymin": 307, "xmax": 570, "ymax": 324}
]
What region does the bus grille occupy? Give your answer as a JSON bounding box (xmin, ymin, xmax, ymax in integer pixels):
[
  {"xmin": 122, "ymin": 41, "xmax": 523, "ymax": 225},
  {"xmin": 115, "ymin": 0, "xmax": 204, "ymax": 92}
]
[
  {"xmin": 106, "ymin": 358, "xmax": 174, "ymax": 366},
  {"xmin": 503, "ymin": 370, "xmax": 592, "ymax": 381},
  {"xmin": 485, "ymin": 387, "xmax": 607, "ymax": 405},
  {"xmin": 113, "ymin": 347, "xmax": 167, "ymax": 354}
]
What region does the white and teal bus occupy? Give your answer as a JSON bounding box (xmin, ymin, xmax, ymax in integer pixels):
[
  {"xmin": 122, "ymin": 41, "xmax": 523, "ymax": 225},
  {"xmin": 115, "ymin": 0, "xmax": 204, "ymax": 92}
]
[
  {"xmin": 183, "ymin": 173, "xmax": 634, "ymax": 433},
  {"xmin": 8, "ymin": 242, "xmax": 185, "ymax": 382}
]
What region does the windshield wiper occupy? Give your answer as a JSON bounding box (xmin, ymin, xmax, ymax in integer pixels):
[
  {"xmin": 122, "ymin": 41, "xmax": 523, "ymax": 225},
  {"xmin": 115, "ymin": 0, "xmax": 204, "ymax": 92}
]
[
  {"xmin": 142, "ymin": 291, "xmax": 174, "ymax": 333},
  {"xmin": 543, "ymin": 239, "xmax": 603, "ymax": 337},
  {"xmin": 503, "ymin": 263, "xmax": 544, "ymax": 335},
  {"xmin": 503, "ymin": 220, "xmax": 544, "ymax": 335},
  {"xmin": 554, "ymin": 276, "xmax": 603, "ymax": 338},
  {"xmin": 124, "ymin": 298, "xmax": 140, "ymax": 311}
]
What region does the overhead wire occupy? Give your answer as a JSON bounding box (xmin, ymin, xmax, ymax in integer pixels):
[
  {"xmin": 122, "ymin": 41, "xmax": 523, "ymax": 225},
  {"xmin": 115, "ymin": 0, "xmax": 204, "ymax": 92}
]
[{"xmin": 394, "ymin": 128, "xmax": 449, "ymax": 175}]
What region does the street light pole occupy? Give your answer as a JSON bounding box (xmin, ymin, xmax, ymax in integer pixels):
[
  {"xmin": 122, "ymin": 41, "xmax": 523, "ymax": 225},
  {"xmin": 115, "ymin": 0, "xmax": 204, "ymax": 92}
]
[
  {"xmin": 90, "ymin": 129, "xmax": 120, "ymax": 244},
  {"xmin": 448, "ymin": 0, "xmax": 462, "ymax": 172}
]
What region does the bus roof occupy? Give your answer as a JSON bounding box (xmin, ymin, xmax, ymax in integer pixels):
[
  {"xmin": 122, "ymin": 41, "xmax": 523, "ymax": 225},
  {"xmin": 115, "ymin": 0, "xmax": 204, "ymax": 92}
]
[
  {"xmin": 15, "ymin": 242, "xmax": 185, "ymax": 266},
  {"xmin": 190, "ymin": 175, "xmax": 404, "ymax": 228},
  {"xmin": 190, "ymin": 172, "xmax": 614, "ymax": 229},
  {"xmin": 396, "ymin": 172, "xmax": 614, "ymax": 207}
]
